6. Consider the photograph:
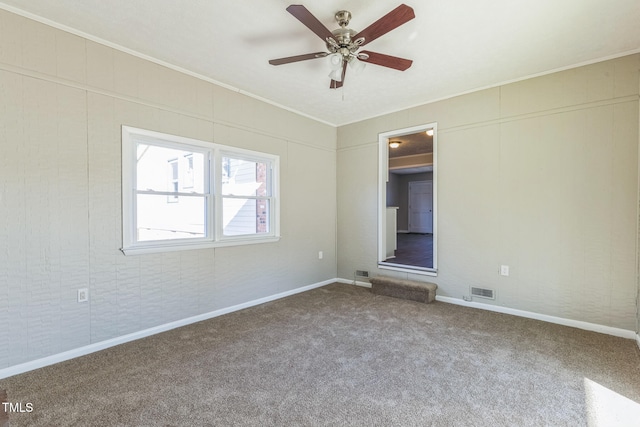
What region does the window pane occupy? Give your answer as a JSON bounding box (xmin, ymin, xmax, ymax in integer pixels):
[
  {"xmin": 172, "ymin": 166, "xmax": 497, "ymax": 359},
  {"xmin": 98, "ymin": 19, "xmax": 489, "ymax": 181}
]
[
  {"xmin": 136, "ymin": 194, "xmax": 205, "ymax": 241},
  {"xmin": 222, "ymin": 198, "xmax": 270, "ymax": 236},
  {"xmin": 137, "ymin": 143, "xmax": 206, "ymax": 193},
  {"xmin": 221, "ymin": 157, "xmax": 270, "ymax": 197},
  {"xmin": 184, "ymin": 154, "xmax": 194, "ymax": 188}
]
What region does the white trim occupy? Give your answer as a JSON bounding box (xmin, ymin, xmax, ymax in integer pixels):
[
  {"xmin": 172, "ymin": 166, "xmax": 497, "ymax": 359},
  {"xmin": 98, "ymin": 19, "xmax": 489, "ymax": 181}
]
[
  {"xmin": 435, "ymin": 295, "xmax": 636, "ymax": 340},
  {"xmin": 0, "ymin": 2, "xmax": 336, "ymax": 128},
  {"xmin": 0, "ymin": 59, "xmax": 336, "ymax": 155},
  {"xmin": 336, "ymin": 278, "xmax": 371, "ymax": 288},
  {"xmin": 121, "ymin": 126, "xmax": 280, "ymax": 255},
  {"xmin": 2, "ymin": 278, "xmax": 635, "ymax": 379},
  {"xmin": 121, "ymin": 236, "xmax": 281, "ymax": 255},
  {"xmin": 378, "ymin": 264, "xmax": 438, "ymax": 276},
  {"xmin": 2, "ymin": 2, "xmax": 638, "ymax": 128},
  {"xmin": 377, "ymin": 123, "xmax": 438, "ymax": 271},
  {"xmin": 0, "ymin": 278, "xmax": 336, "ymax": 379},
  {"xmin": 388, "ymin": 153, "xmax": 434, "ymax": 171},
  {"xmin": 378, "ymin": 133, "xmax": 389, "ymax": 263},
  {"xmin": 337, "ymin": 48, "xmax": 640, "ymax": 127},
  {"xmin": 336, "ymin": 96, "xmax": 638, "ymax": 156},
  {"xmin": 340, "ymin": 279, "xmax": 635, "ymax": 339}
]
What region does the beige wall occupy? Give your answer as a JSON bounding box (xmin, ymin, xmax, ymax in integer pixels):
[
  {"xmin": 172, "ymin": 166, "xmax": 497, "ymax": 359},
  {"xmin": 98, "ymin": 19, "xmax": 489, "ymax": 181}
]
[
  {"xmin": 1, "ymin": 7, "xmax": 638, "ymax": 374},
  {"xmin": 338, "ymin": 54, "xmax": 640, "ymax": 331},
  {"xmin": 0, "ymin": 9, "xmax": 337, "ymax": 369}
]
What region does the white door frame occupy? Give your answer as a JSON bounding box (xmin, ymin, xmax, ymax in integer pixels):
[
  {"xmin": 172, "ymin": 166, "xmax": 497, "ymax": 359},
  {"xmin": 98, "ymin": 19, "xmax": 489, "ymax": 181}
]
[{"xmin": 378, "ymin": 122, "xmax": 437, "ymax": 275}]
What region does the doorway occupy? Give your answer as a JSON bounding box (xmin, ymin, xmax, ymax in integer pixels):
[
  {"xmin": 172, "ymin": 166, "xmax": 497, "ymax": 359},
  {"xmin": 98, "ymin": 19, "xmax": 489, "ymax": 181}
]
[
  {"xmin": 378, "ymin": 123, "xmax": 437, "ymax": 274},
  {"xmin": 409, "ymin": 180, "xmax": 433, "ymax": 233}
]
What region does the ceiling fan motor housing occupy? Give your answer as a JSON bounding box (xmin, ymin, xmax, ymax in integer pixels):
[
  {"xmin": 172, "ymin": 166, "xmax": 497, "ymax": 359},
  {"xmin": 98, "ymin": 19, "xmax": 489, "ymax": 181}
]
[
  {"xmin": 326, "ymin": 10, "xmax": 364, "ymax": 60},
  {"xmin": 329, "ymin": 28, "xmax": 358, "ymax": 53}
]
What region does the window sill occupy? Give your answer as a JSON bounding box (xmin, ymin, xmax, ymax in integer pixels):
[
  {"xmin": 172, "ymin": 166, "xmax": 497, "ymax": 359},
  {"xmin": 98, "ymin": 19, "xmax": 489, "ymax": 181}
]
[{"xmin": 121, "ymin": 236, "xmax": 281, "ymax": 256}]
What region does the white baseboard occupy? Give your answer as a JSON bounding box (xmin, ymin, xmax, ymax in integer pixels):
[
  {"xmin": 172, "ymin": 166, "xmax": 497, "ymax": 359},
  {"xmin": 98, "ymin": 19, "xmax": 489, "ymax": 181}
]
[
  {"xmin": 0, "ymin": 278, "xmax": 336, "ymax": 380},
  {"xmin": 3, "ymin": 278, "xmax": 634, "ymax": 379},
  {"xmin": 339, "ymin": 278, "xmax": 635, "ymax": 340},
  {"xmin": 336, "ymin": 278, "xmax": 371, "ymax": 288},
  {"xmin": 636, "ymin": 333, "xmax": 640, "ymax": 350},
  {"xmin": 435, "ymin": 295, "xmax": 636, "ymax": 340}
]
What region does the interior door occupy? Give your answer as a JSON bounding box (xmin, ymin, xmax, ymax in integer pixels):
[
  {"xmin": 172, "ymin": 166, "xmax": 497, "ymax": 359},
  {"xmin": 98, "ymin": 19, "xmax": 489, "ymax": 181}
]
[{"xmin": 408, "ymin": 180, "xmax": 433, "ymax": 233}]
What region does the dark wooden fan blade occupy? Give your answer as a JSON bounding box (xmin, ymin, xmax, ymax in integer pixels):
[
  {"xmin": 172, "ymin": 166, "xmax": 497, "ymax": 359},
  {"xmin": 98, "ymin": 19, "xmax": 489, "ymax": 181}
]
[
  {"xmin": 354, "ymin": 4, "xmax": 415, "ymax": 47},
  {"xmin": 359, "ymin": 51, "xmax": 413, "ymax": 71},
  {"xmin": 287, "ymin": 5, "xmax": 336, "ymax": 43},
  {"xmin": 269, "ymin": 52, "xmax": 327, "ymax": 65},
  {"xmin": 330, "ymin": 61, "xmax": 348, "ymax": 89}
]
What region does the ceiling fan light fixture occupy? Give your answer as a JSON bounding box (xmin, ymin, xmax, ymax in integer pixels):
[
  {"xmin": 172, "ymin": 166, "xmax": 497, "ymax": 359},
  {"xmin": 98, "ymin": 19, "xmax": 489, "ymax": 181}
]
[
  {"xmin": 328, "ymin": 53, "xmax": 343, "ymax": 70},
  {"xmin": 329, "ymin": 69, "xmax": 343, "ymax": 82},
  {"xmin": 348, "ymin": 56, "xmax": 366, "ymax": 73},
  {"xmin": 389, "ymin": 141, "xmax": 401, "ymax": 148}
]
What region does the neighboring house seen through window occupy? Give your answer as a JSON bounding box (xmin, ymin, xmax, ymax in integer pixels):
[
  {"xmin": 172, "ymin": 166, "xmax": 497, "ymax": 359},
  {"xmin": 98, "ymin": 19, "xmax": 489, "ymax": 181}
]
[{"xmin": 122, "ymin": 126, "xmax": 280, "ymax": 255}]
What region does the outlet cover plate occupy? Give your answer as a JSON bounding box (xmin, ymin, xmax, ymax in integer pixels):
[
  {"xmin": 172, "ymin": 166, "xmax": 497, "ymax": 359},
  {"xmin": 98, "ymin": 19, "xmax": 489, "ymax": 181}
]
[{"xmin": 78, "ymin": 288, "xmax": 89, "ymax": 302}]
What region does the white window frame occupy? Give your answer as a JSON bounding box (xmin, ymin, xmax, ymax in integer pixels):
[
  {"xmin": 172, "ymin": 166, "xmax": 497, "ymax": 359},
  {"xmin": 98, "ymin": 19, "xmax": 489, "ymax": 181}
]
[
  {"xmin": 121, "ymin": 126, "xmax": 280, "ymax": 255},
  {"xmin": 216, "ymin": 150, "xmax": 275, "ymax": 241}
]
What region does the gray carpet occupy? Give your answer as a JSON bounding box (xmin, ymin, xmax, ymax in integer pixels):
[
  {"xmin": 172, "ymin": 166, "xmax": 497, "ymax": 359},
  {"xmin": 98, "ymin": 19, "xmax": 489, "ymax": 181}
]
[{"xmin": 1, "ymin": 283, "xmax": 639, "ymax": 426}]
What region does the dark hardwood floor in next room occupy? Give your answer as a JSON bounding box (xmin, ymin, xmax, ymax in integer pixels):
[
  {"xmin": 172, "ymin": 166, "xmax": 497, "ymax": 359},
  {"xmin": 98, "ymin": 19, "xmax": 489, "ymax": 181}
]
[{"xmin": 385, "ymin": 233, "xmax": 433, "ymax": 269}]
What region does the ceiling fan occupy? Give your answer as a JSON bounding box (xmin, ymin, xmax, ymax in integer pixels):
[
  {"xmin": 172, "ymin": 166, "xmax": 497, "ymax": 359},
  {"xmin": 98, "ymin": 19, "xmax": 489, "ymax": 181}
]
[{"xmin": 268, "ymin": 4, "xmax": 415, "ymax": 89}]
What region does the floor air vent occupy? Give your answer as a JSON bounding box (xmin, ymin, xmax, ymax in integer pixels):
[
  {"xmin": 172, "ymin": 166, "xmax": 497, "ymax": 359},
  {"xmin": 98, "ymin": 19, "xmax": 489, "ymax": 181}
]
[{"xmin": 471, "ymin": 287, "xmax": 495, "ymax": 300}]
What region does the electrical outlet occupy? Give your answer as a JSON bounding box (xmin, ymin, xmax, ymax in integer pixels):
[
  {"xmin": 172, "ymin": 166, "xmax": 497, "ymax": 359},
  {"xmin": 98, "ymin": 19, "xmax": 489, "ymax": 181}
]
[
  {"xmin": 77, "ymin": 288, "xmax": 89, "ymax": 303},
  {"xmin": 500, "ymin": 265, "xmax": 509, "ymax": 276},
  {"xmin": 318, "ymin": 251, "xmax": 323, "ymax": 259}
]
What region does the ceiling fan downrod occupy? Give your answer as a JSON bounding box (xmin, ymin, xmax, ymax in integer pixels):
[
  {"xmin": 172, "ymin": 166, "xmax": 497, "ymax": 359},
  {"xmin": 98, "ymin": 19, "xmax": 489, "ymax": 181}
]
[{"xmin": 326, "ymin": 10, "xmax": 365, "ymax": 58}]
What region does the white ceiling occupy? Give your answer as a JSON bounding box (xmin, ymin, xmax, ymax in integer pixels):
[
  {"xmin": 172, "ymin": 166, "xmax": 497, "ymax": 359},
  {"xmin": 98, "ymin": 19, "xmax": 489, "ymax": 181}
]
[{"xmin": 2, "ymin": 0, "xmax": 639, "ymax": 126}]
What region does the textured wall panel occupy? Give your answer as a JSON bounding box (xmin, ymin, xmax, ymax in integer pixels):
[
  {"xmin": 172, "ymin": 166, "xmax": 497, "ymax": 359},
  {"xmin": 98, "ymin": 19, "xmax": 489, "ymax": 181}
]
[
  {"xmin": 284, "ymin": 142, "xmax": 337, "ymax": 287},
  {"xmin": 87, "ymin": 93, "xmax": 121, "ymax": 343},
  {"xmin": 212, "ymin": 242, "xmax": 288, "ymax": 310},
  {"xmin": 55, "ymin": 30, "xmax": 86, "ymax": 84},
  {"xmin": 19, "ymin": 15, "xmax": 56, "ymax": 76},
  {"xmin": 0, "ymin": 9, "xmax": 24, "ymax": 67},
  {"xmin": 212, "ymin": 85, "xmax": 336, "ymax": 151},
  {"xmin": 337, "ymin": 54, "xmax": 640, "ymax": 331},
  {"xmin": 0, "ymin": 9, "xmax": 337, "ymax": 370},
  {"xmin": 0, "ymin": 71, "xmax": 27, "ymax": 368},
  {"xmin": 0, "ymin": 71, "xmax": 91, "ymax": 367},
  {"xmin": 336, "ymin": 145, "xmax": 380, "ymax": 280}
]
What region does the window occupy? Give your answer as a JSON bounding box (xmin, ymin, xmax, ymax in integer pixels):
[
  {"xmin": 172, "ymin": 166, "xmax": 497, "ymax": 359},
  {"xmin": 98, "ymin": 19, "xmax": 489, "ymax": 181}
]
[
  {"xmin": 122, "ymin": 126, "xmax": 279, "ymax": 255},
  {"xmin": 220, "ymin": 154, "xmax": 272, "ymax": 236}
]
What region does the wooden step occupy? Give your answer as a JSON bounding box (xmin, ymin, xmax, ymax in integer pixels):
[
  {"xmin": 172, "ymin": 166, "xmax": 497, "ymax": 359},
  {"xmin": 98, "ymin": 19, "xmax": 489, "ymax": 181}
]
[{"xmin": 369, "ymin": 276, "xmax": 437, "ymax": 304}]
